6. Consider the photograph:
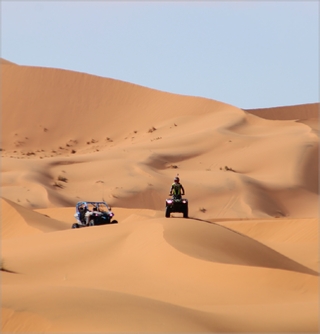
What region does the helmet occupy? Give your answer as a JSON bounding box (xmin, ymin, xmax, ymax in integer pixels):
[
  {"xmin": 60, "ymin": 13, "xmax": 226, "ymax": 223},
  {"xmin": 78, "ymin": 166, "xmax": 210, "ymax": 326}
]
[{"xmin": 174, "ymin": 177, "xmax": 179, "ymax": 182}]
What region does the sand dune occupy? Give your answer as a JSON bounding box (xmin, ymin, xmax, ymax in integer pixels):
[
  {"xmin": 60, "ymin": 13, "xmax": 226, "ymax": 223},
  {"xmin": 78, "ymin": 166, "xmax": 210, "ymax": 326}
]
[
  {"xmin": 1, "ymin": 59, "xmax": 319, "ymax": 332},
  {"xmin": 245, "ymin": 102, "xmax": 319, "ymax": 121}
]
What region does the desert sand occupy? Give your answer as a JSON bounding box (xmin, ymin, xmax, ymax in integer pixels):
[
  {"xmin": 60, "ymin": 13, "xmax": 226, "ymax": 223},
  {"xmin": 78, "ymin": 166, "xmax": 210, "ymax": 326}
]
[{"xmin": 1, "ymin": 58, "xmax": 319, "ymax": 333}]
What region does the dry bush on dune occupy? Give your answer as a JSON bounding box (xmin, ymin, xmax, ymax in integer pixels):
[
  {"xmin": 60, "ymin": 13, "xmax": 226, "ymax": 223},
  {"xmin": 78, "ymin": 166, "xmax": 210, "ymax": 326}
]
[
  {"xmin": 26, "ymin": 151, "xmax": 36, "ymax": 156},
  {"xmin": 220, "ymin": 166, "xmax": 236, "ymax": 172},
  {"xmin": 58, "ymin": 175, "xmax": 68, "ymax": 183},
  {"xmin": 199, "ymin": 207, "xmax": 207, "ymax": 213},
  {"xmin": 151, "ymin": 137, "xmax": 162, "ymax": 141},
  {"xmin": 148, "ymin": 126, "xmax": 157, "ymax": 133},
  {"xmin": 53, "ymin": 181, "xmax": 64, "ymax": 189},
  {"xmin": 66, "ymin": 139, "xmax": 78, "ymax": 147}
]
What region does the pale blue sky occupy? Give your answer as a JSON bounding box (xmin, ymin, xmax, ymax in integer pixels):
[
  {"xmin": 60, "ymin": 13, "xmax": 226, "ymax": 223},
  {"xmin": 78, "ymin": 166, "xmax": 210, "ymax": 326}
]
[{"xmin": 1, "ymin": 1, "xmax": 319, "ymax": 109}]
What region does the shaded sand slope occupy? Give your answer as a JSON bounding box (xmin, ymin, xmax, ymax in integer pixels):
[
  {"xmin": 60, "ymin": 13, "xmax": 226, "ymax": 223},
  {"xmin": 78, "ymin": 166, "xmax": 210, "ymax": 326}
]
[
  {"xmin": 1, "ymin": 62, "xmax": 318, "ymax": 218},
  {"xmin": 1, "ymin": 198, "xmax": 68, "ymax": 239},
  {"xmin": 2, "ymin": 206, "xmax": 318, "ymax": 332},
  {"xmin": 245, "ymin": 102, "xmax": 319, "ymax": 120},
  {"xmin": 217, "ymin": 217, "xmax": 319, "ymax": 272}
]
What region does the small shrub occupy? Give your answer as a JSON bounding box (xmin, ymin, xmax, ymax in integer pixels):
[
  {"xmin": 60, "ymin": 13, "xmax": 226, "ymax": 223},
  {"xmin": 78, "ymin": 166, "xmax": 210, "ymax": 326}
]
[
  {"xmin": 148, "ymin": 126, "xmax": 156, "ymax": 133},
  {"xmin": 224, "ymin": 166, "xmax": 236, "ymax": 172},
  {"xmin": 26, "ymin": 151, "xmax": 35, "ymax": 156},
  {"xmin": 199, "ymin": 207, "xmax": 207, "ymax": 213},
  {"xmin": 53, "ymin": 181, "xmax": 64, "ymax": 189},
  {"xmin": 151, "ymin": 137, "xmax": 162, "ymax": 142},
  {"xmin": 58, "ymin": 175, "xmax": 68, "ymax": 183}
]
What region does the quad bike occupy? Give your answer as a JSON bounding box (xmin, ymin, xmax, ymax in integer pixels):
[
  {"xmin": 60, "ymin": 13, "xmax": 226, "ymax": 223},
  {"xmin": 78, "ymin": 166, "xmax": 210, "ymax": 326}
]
[
  {"xmin": 72, "ymin": 201, "xmax": 118, "ymax": 228},
  {"xmin": 165, "ymin": 196, "xmax": 188, "ymax": 218}
]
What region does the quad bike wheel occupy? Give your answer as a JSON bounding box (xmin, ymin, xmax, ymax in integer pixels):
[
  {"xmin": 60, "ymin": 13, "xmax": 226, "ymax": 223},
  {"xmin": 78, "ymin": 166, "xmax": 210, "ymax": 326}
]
[
  {"xmin": 183, "ymin": 207, "xmax": 188, "ymax": 218},
  {"xmin": 72, "ymin": 223, "xmax": 79, "ymax": 229},
  {"xmin": 165, "ymin": 206, "xmax": 171, "ymax": 218}
]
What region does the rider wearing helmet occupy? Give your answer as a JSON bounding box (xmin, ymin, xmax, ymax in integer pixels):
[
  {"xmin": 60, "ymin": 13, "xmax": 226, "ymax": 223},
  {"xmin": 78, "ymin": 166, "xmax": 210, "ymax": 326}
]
[
  {"xmin": 169, "ymin": 176, "xmax": 185, "ymax": 199},
  {"xmin": 78, "ymin": 204, "xmax": 90, "ymax": 225}
]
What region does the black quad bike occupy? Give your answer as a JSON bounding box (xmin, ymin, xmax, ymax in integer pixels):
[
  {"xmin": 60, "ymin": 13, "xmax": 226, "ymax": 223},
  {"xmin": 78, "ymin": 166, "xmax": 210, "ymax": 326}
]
[
  {"xmin": 165, "ymin": 196, "xmax": 188, "ymax": 218},
  {"xmin": 72, "ymin": 201, "xmax": 118, "ymax": 228}
]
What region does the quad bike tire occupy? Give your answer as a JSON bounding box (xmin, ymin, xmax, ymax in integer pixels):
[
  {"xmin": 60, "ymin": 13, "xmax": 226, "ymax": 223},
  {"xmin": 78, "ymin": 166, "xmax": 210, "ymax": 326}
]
[
  {"xmin": 165, "ymin": 206, "xmax": 171, "ymax": 218},
  {"xmin": 72, "ymin": 223, "xmax": 80, "ymax": 229},
  {"xmin": 183, "ymin": 207, "xmax": 188, "ymax": 218}
]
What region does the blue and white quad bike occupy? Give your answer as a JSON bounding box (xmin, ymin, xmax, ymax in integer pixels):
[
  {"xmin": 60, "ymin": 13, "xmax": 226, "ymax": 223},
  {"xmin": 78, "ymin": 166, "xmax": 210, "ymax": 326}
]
[
  {"xmin": 165, "ymin": 196, "xmax": 188, "ymax": 218},
  {"xmin": 72, "ymin": 201, "xmax": 118, "ymax": 228}
]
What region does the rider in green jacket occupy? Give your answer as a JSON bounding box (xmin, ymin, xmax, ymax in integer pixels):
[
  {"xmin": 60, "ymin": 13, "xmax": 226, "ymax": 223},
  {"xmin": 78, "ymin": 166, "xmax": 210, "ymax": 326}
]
[{"xmin": 169, "ymin": 176, "xmax": 185, "ymax": 199}]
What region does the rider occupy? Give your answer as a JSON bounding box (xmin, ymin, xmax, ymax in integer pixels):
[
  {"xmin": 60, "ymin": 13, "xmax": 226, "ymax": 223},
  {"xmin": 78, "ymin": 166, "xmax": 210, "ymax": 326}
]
[
  {"xmin": 85, "ymin": 204, "xmax": 102, "ymax": 225},
  {"xmin": 78, "ymin": 205, "xmax": 90, "ymax": 225},
  {"xmin": 169, "ymin": 176, "xmax": 185, "ymax": 199}
]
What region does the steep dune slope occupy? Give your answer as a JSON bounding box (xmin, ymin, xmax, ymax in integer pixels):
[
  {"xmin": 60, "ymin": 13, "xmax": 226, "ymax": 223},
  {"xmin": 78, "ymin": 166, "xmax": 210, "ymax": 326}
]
[
  {"xmin": 1, "ymin": 198, "xmax": 69, "ymax": 238},
  {"xmin": 1, "ymin": 63, "xmax": 229, "ymax": 152}
]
